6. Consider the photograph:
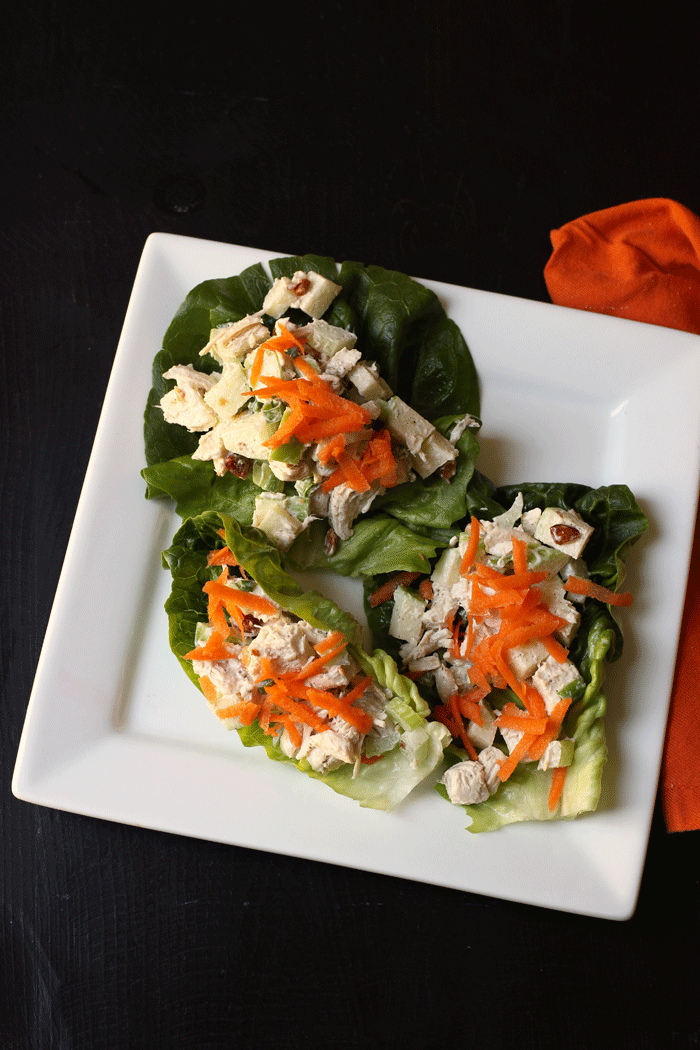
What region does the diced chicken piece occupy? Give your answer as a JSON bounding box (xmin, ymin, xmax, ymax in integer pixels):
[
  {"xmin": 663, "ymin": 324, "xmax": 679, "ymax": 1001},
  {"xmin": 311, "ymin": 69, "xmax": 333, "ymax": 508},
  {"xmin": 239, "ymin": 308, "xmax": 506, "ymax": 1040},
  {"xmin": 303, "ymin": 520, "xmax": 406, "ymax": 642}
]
[
  {"xmin": 478, "ymin": 745, "xmax": 506, "ymax": 793},
  {"xmin": 389, "ymin": 586, "xmax": 427, "ymax": 647},
  {"xmin": 328, "ymin": 481, "xmax": 382, "ymax": 541},
  {"xmin": 191, "ymin": 425, "xmax": 229, "ymax": 476},
  {"xmin": 268, "ymin": 459, "xmax": 311, "ymax": 483},
  {"xmin": 203, "ymin": 361, "xmax": 251, "ymax": 421},
  {"xmin": 323, "ymin": 347, "xmax": 362, "ymax": 378},
  {"xmin": 411, "ymin": 430, "xmax": 457, "ymax": 479},
  {"xmin": 481, "ymin": 523, "xmax": 533, "ymax": 560},
  {"xmin": 262, "ymin": 271, "xmax": 342, "ymax": 319},
  {"xmin": 441, "ymin": 760, "xmax": 490, "ymax": 805},
  {"xmin": 200, "ymin": 315, "xmax": 269, "ymax": 363},
  {"xmin": 434, "ymin": 664, "xmax": 459, "ymax": 703},
  {"xmin": 498, "ymin": 720, "xmax": 537, "ymax": 763},
  {"xmin": 444, "ymin": 659, "xmax": 476, "ymax": 692},
  {"xmin": 466, "ymin": 701, "xmax": 498, "ymax": 751},
  {"xmin": 279, "ymin": 723, "xmax": 311, "ymax": 759},
  {"xmin": 355, "ymin": 681, "xmax": 390, "ymax": 723},
  {"xmin": 308, "ymin": 485, "xmax": 330, "ymax": 518},
  {"xmin": 532, "ymin": 656, "xmax": 583, "ymax": 715},
  {"xmin": 191, "ymin": 648, "xmax": 259, "ymax": 720},
  {"xmin": 537, "ymin": 738, "xmax": 575, "ymax": 771},
  {"xmin": 505, "ymin": 639, "xmax": 550, "ymax": 681},
  {"xmin": 160, "ymin": 364, "xmax": 220, "ymax": 432},
  {"xmin": 295, "ymin": 318, "xmax": 358, "ymax": 362},
  {"xmin": 305, "ymin": 660, "xmax": 354, "ymax": 692},
  {"xmin": 534, "ymin": 507, "xmax": 594, "ymax": 560},
  {"xmin": 536, "ymin": 574, "xmax": 581, "ymax": 645},
  {"xmin": 408, "ymin": 654, "xmax": 441, "ymax": 674},
  {"xmin": 400, "ymin": 625, "xmax": 452, "ymax": 664},
  {"xmin": 301, "ymin": 717, "xmax": 364, "ymax": 772},
  {"xmin": 448, "ymin": 413, "xmax": 481, "ymax": 444},
  {"xmin": 346, "ymin": 361, "xmax": 392, "ymax": 400},
  {"xmin": 422, "ymin": 586, "xmax": 459, "ymax": 632},
  {"xmin": 241, "ymin": 617, "xmax": 316, "ymax": 679},
  {"xmin": 384, "ymin": 397, "xmax": 434, "ymax": 455},
  {"xmin": 520, "ymin": 508, "xmax": 542, "ymax": 535}
]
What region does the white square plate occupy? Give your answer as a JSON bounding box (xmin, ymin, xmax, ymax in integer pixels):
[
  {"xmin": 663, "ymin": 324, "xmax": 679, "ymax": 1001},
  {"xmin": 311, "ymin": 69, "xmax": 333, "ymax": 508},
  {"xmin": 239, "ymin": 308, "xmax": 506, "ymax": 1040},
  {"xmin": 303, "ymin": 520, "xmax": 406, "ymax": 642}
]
[{"xmin": 13, "ymin": 233, "xmax": 700, "ymax": 919}]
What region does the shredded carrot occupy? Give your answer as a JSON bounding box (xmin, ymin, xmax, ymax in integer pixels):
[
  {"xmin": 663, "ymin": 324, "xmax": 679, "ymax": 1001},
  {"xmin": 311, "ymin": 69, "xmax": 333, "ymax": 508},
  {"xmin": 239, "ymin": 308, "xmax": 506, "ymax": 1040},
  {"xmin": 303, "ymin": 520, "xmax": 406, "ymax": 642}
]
[
  {"xmin": 452, "ymin": 619, "xmax": 463, "ymax": 659},
  {"xmin": 449, "ymin": 692, "xmax": 479, "ymax": 759},
  {"xmin": 215, "ymin": 700, "xmax": 261, "ymax": 726},
  {"xmin": 541, "ymin": 633, "xmax": 570, "ymax": 663},
  {"xmin": 511, "ymin": 534, "xmax": 529, "ymax": 575},
  {"xmin": 256, "ymin": 365, "xmax": 371, "ymax": 451},
  {"xmin": 495, "ymin": 708, "xmax": 548, "ymax": 735},
  {"xmin": 526, "ymin": 698, "xmax": 572, "ymax": 761},
  {"xmin": 314, "ymin": 631, "xmax": 346, "ymax": 655},
  {"xmin": 203, "ymin": 578, "xmax": 278, "ymax": 617},
  {"xmin": 291, "ymin": 639, "xmax": 349, "ymax": 681},
  {"xmin": 316, "ymin": 435, "xmax": 346, "ymax": 466},
  {"xmin": 498, "ymin": 733, "xmax": 539, "ymax": 782},
  {"xmin": 207, "ymin": 546, "xmax": 239, "ymax": 567},
  {"xmin": 522, "ymin": 683, "xmax": 547, "ymax": 719},
  {"xmin": 321, "ymin": 429, "xmax": 397, "ymax": 494},
  {"xmin": 199, "ymin": 675, "xmax": 217, "ymax": 703},
  {"xmin": 563, "ymin": 576, "xmax": 633, "ymax": 606},
  {"xmin": 369, "ymin": 571, "xmax": 422, "ymax": 608},
  {"xmin": 184, "ymin": 630, "xmax": 238, "ymax": 662},
  {"xmin": 485, "ymin": 569, "xmax": 547, "ymax": 591},
  {"xmin": 249, "ymin": 343, "xmax": 266, "ymax": 387},
  {"xmin": 548, "ymin": 767, "xmax": 567, "ymax": 811},
  {"xmin": 460, "ymin": 517, "xmax": 480, "ymax": 576},
  {"xmin": 305, "ymin": 683, "xmax": 373, "ymax": 734}
]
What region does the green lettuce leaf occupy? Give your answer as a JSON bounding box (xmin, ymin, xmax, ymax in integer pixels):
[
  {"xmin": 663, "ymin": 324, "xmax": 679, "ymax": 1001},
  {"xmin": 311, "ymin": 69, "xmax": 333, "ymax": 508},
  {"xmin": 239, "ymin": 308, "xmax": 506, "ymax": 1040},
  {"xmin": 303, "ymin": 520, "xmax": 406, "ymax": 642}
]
[
  {"xmin": 364, "ymin": 482, "xmax": 647, "ymax": 831},
  {"xmin": 442, "ymin": 613, "xmax": 613, "ymax": 832},
  {"xmin": 285, "ymin": 515, "xmax": 440, "ymax": 577},
  {"xmin": 163, "ymin": 512, "xmax": 450, "ymax": 811},
  {"xmin": 143, "ymin": 255, "xmax": 481, "ymax": 553}
]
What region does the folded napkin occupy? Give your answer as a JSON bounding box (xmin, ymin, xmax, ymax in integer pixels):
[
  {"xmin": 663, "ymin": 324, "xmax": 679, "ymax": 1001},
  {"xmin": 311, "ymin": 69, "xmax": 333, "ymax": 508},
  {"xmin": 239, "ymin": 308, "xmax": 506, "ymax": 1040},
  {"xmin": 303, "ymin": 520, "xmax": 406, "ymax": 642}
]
[{"xmin": 545, "ymin": 198, "xmax": 700, "ymax": 832}]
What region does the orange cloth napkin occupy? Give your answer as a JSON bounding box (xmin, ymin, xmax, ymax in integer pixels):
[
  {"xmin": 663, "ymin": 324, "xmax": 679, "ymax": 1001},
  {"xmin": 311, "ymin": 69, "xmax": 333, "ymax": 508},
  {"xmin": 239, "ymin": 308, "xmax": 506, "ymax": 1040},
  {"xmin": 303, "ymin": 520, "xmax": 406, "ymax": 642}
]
[{"xmin": 544, "ymin": 198, "xmax": 700, "ymax": 832}]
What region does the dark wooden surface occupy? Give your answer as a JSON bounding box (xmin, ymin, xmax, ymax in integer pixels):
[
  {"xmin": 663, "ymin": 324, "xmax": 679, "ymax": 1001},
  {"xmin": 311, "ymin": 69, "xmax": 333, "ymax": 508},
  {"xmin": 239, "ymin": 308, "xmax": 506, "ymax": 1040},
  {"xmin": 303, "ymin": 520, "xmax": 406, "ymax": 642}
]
[{"xmin": 2, "ymin": 3, "xmax": 699, "ymax": 1048}]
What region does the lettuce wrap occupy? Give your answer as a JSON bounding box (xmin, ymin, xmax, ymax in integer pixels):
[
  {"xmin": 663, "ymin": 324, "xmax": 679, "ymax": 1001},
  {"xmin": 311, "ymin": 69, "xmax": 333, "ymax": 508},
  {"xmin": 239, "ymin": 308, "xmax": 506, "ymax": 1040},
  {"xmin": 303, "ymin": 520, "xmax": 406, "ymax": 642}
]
[
  {"xmin": 144, "ymin": 254, "xmax": 481, "ymax": 575},
  {"xmin": 362, "ymin": 483, "xmax": 648, "ymax": 832},
  {"xmin": 162, "ymin": 512, "xmax": 451, "ymax": 811}
]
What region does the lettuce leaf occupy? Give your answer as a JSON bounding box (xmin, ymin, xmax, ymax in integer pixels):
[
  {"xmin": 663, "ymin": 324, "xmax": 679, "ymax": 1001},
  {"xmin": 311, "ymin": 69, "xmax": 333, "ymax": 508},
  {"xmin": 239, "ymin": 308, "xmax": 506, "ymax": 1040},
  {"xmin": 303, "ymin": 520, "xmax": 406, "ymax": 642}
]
[
  {"xmin": 163, "ymin": 512, "xmax": 450, "ymax": 811},
  {"xmin": 143, "ymin": 256, "xmax": 481, "ymax": 559},
  {"xmin": 440, "ymin": 613, "xmax": 613, "ymax": 832},
  {"xmin": 364, "ymin": 482, "xmax": 647, "ymax": 831}
]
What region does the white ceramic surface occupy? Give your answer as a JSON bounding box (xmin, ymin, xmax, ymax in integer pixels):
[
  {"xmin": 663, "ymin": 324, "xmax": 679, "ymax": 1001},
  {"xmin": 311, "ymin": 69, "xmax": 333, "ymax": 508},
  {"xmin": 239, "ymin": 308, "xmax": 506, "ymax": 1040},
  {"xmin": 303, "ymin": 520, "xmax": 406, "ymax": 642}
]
[{"xmin": 13, "ymin": 233, "xmax": 700, "ymax": 919}]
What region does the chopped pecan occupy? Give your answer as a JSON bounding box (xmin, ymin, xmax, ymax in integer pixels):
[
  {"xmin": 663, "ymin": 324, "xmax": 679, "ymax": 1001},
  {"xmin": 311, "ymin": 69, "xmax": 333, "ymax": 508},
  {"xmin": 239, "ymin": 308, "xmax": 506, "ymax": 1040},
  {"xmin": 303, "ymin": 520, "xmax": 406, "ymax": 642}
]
[
  {"xmin": 241, "ymin": 614, "xmax": 262, "ymax": 636},
  {"xmin": 550, "ymin": 523, "xmax": 581, "ymax": 545},
  {"xmin": 439, "ymin": 461, "xmax": 456, "ymax": 482},
  {"xmin": 324, "ymin": 527, "xmax": 339, "ymax": 557},
  {"xmin": 291, "ymin": 277, "xmax": 311, "ymax": 297},
  {"xmin": 224, "ymin": 453, "xmax": 253, "ymax": 479}
]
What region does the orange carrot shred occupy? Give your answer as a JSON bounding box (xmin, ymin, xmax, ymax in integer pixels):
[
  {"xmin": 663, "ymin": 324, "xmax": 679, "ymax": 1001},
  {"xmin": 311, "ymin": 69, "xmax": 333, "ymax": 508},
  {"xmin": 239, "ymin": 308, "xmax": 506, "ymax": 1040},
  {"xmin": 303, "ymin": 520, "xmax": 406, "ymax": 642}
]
[
  {"xmin": 542, "ymin": 634, "xmax": 570, "ymax": 663},
  {"xmin": 563, "ymin": 576, "xmax": 633, "ymax": 606},
  {"xmin": 314, "ymin": 631, "xmax": 346, "ymax": 655},
  {"xmin": 369, "ymin": 572, "xmax": 422, "ymax": 608},
  {"xmin": 511, "ymin": 534, "xmax": 529, "ymax": 575},
  {"xmin": 249, "ymin": 343, "xmax": 267, "ymax": 387},
  {"xmin": 548, "ymin": 767, "xmax": 567, "ymax": 811},
  {"xmin": 199, "ymin": 675, "xmax": 217, "ymax": 702},
  {"xmin": 460, "ymin": 517, "xmax": 480, "ymax": 576}
]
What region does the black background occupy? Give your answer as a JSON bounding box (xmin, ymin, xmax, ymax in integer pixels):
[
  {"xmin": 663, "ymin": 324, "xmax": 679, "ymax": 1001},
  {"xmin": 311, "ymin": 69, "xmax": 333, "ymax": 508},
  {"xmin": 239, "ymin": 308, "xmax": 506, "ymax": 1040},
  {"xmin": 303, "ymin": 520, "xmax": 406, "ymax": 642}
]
[{"xmin": 2, "ymin": 2, "xmax": 699, "ymax": 1048}]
